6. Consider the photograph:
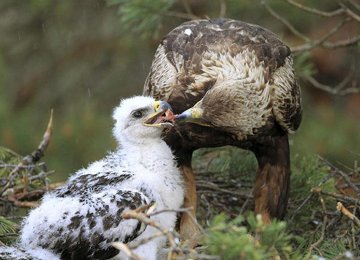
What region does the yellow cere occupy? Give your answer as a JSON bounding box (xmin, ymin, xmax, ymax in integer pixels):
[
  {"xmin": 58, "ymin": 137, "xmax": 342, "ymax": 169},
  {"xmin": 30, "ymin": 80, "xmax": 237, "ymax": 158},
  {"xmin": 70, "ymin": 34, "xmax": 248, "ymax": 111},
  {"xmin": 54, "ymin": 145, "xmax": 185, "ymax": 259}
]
[
  {"xmin": 153, "ymin": 101, "xmax": 161, "ymax": 112},
  {"xmin": 191, "ymin": 108, "xmax": 203, "ymax": 118}
]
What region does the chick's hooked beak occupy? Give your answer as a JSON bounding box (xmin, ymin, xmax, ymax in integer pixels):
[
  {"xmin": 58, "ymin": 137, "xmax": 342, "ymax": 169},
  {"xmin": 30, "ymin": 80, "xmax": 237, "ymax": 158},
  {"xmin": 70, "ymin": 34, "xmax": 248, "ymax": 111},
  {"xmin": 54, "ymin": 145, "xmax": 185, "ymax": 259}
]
[{"xmin": 143, "ymin": 101, "xmax": 176, "ymax": 128}]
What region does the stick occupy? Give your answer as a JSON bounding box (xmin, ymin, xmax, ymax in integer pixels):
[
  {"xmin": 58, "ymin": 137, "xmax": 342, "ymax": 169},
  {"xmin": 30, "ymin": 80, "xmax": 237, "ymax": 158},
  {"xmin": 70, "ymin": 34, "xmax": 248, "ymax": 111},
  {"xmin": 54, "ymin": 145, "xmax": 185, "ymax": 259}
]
[
  {"xmin": 111, "ymin": 242, "xmax": 141, "ymax": 260},
  {"xmin": 122, "ymin": 210, "xmax": 177, "ymax": 248},
  {"xmin": 261, "ymin": 0, "xmax": 309, "ymax": 41},
  {"xmin": 336, "ymin": 202, "xmax": 360, "ymax": 228},
  {"xmin": 312, "ymin": 187, "xmax": 360, "ymax": 205},
  {"xmin": 291, "ymin": 18, "xmax": 351, "ymax": 52},
  {"xmin": 197, "ymin": 180, "xmax": 253, "ymax": 199},
  {"xmin": 305, "ymin": 194, "xmax": 328, "ymax": 259},
  {"xmin": 0, "ymin": 110, "xmax": 53, "ymax": 196},
  {"xmin": 320, "ymin": 157, "xmax": 360, "ymax": 195},
  {"xmin": 7, "ymin": 196, "xmax": 39, "ymax": 208},
  {"xmin": 285, "ymin": 0, "xmax": 345, "ymax": 17},
  {"xmin": 219, "ymin": 0, "xmax": 226, "ymax": 17},
  {"xmin": 147, "ymin": 207, "xmax": 192, "ymax": 217}
]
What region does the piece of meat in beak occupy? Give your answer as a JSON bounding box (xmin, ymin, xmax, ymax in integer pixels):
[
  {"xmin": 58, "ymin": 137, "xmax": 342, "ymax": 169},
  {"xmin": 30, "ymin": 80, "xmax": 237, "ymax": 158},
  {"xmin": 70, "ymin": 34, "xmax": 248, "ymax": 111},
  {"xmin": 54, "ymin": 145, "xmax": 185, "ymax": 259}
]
[{"xmin": 143, "ymin": 101, "xmax": 175, "ymax": 128}]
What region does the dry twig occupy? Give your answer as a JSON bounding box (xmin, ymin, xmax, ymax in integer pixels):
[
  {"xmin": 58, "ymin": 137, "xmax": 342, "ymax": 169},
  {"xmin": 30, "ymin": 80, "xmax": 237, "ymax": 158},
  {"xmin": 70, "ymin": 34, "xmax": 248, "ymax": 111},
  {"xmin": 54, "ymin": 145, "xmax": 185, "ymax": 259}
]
[
  {"xmin": 337, "ymin": 202, "xmax": 360, "ymax": 228},
  {"xmin": 115, "ymin": 205, "xmax": 214, "ymax": 260},
  {"xmin": 122, "ymin": 208, "xmax": 177, "ymax": 248},
  {"xmin": 262, "ymin": 0, "xmax": 360, "ymax": 52},
  {"xmin": 312, "ymin": 187, "xmax": 360, "ymax": 205},
  {"xmin": 291, "ymin": 17, "xmax": 351, "ymax": 53},
  {"xmin": 285, "ymin": 0, "xmax": 345, "ymax": 17},
  {"xmin": 181, "ymin": 0, "xmax": 195, "ymax": 17},
  {"xmin": 219, "ymin": 0, "xmax": 227, "ymax": 17},
  {"xmin": 303, "ymin": 73, "xmax": 358, "ymax": 96},
  {"xmin": 111, "ymin": 242, "xmax": 141, "ymax": 260},
  {"xmin": 0, "ymin": 110, "xmax": 53, "ymax": 196},
  {"xmin": 305, "ymin": 194, "xmax": 328, "ymax": 259},
  {"xmin": 6, "ymin": 196, "xmax": 39, "ymax": 208},
  {"xmin": 320, "ymin": 157, "xmax": 360, "ymax": 195},
  {"xmin": 263, "ymin": 0, "xmax": 360, "ymax": 95},
  {"xmin": 119, "ymin": 205, "xmax": 186, "ymax": 259},
  {"xmin": 164, "ymin": 11, "xmax": 199, "ymax": 20},
  {"xmin": 288, "ymin": 170, "xmax": 335, "ymax": 223},
  {"xmin": 261, "ymin": 0, "xmax": 309, "ymax": 41},
  {"xmin": 196, "ymin": 180, "xmax": 253, "ymax": 199}
]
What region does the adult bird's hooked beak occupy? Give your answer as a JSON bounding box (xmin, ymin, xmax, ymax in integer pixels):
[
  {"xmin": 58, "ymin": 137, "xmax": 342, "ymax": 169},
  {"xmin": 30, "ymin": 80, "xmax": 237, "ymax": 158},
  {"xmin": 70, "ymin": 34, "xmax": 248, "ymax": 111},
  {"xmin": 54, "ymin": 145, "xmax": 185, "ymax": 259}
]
[
  {"xmin": 143, "ymin": 101, "xmax": 176, "ymax": 128},
  {"xmin": 175, "ymin": 105, "xmax": 212, "ymax": 127},
  {"xmin": 176, "ymin": 107, "xmax": 203, "ymax": 120}
]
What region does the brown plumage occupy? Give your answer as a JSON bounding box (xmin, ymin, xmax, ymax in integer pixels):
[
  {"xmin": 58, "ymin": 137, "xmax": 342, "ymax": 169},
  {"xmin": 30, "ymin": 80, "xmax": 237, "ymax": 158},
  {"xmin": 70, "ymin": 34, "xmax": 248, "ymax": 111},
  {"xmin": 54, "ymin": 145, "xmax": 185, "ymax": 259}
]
[{"xmin": 144, "ymin": 18, "xmax": 302, "ymax": 242}]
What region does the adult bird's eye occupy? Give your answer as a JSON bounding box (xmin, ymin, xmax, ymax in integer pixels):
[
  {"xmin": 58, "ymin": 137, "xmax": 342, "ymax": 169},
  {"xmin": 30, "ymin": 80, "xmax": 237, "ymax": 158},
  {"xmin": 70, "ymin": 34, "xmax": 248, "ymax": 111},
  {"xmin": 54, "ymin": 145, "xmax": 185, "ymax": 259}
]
[{"xmin": 132, "ymin": 110, "xmax": 143, "ymax": 118}]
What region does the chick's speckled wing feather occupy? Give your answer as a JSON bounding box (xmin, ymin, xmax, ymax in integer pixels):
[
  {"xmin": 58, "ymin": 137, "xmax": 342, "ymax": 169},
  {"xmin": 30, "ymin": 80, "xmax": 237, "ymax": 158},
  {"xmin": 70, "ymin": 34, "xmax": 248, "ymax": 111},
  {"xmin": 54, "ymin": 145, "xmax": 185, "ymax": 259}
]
[{"xmin": 20, "ymin": 156, "xmax": 151, "ymax": 259}]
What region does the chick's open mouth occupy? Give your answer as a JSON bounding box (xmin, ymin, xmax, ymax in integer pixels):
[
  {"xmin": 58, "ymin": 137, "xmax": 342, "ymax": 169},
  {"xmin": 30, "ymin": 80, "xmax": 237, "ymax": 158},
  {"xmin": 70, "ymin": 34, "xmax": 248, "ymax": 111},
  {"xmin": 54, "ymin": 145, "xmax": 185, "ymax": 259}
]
[{"xmin": 143, "ymin": 109, "xmax": 176, "ymax": 127}]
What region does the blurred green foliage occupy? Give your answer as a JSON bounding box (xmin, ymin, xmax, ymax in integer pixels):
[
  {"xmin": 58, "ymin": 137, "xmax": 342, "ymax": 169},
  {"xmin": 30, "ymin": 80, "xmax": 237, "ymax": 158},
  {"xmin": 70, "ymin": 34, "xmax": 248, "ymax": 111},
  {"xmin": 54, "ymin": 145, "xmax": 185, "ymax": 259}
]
[
  {"xmin": 0, "ymin": 0, "xmax": 359, "ymax": 179},
  {"xmin": 193, "ymin": 147, "xmax": 257, "ymax": 177},
  {"xmin": 107, "ymin": 0, "xmax": 175, "ymax": 39},
  {"xmin": 204, "ymin": 213, "xmax": 298, "ymax": 260},
  {"xmin": 293, "ymin": 51, "xmax": 316, "ymax": 78},
  {"xmin": 291, "ymin": 155, "xmax": 335, "ymax": 199}
]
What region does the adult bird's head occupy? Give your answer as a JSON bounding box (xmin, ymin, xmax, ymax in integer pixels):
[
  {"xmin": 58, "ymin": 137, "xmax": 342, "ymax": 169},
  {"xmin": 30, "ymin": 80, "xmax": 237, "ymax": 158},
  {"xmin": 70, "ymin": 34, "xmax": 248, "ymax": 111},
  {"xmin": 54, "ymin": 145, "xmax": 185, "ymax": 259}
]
[{"xmin": 112, "ymin": 96, "xmax": 175, "ymax": 145}]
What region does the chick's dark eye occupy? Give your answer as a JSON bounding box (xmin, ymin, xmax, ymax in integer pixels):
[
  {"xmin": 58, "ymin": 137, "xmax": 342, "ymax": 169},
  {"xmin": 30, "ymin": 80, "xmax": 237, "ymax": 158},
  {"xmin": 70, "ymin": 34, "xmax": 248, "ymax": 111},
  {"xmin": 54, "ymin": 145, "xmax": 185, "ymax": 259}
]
[{"xmin": 132, "ymin": 110, "xmax": 143, "ymax": 118}]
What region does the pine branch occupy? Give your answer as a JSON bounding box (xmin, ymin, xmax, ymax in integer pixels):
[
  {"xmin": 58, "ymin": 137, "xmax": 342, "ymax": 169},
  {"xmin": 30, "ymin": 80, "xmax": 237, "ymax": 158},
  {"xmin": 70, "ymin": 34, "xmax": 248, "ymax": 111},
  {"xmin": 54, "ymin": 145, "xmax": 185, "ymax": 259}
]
[{"xmin": 0, "ymin": 110, "xmax": 53, "ymax": 197}]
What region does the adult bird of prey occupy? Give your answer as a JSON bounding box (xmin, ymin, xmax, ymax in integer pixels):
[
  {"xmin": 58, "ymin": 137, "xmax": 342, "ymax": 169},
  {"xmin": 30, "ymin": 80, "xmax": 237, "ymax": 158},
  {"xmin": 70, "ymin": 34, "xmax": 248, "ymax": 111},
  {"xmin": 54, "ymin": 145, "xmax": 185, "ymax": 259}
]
[
  {"xmin": 0, "ymin": 96, "xmax": 183, "ymax": 260},
  {"xmin": 144, "ymin": 18, "xmax": 302, "ymax": 240}
]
